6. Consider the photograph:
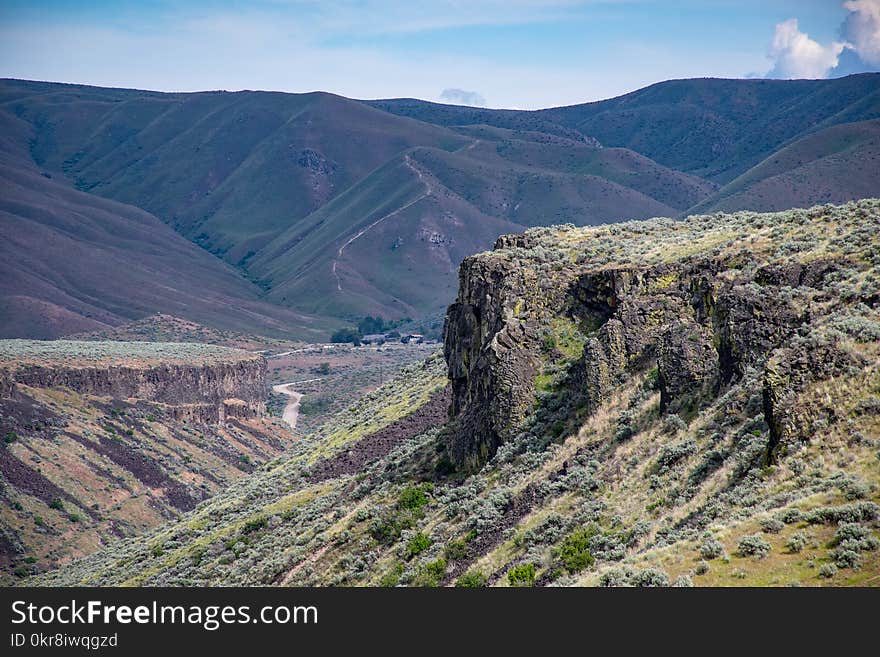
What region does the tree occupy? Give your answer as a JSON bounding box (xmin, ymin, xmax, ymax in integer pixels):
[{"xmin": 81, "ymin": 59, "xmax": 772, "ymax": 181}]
[{"xmin": 330, "ymin": 328, "xmax": 361, "ymax": 345}]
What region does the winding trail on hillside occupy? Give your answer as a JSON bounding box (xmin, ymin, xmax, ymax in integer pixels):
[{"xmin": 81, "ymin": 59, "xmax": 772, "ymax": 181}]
[
  {"xmin": 332, "ymin": 155, "xmax": 433, "ymax": 292},
  {"xmin": 271, "ymin": 382, "xmax": 303, "ymax": 431}
]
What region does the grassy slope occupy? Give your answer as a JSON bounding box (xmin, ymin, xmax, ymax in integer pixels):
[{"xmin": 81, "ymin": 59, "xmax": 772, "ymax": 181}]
[
  {"xmin": 371, "ymin": 74, "xmax": 880, "ymax": 185},
  {"xmin": 0, "ymin": 122, "xmax": 335, "ymax": 340},
  {"xmin": 30, "ymin": 200, "xmax": 880, "ymax": 587},
  {"xmin": 689, "ymin": 119, "xmax": 880, "ymax": 213},
  {"xmin": 0, "ymin": 79, "xmax": 470, "ymax": 265},
  {"xmin": 252, "ymin": 131, "xmax": 714, "ymax": 319},
  {"xmin": 3, "ymin": 77, "xmax": 724, "ymax": 326}
]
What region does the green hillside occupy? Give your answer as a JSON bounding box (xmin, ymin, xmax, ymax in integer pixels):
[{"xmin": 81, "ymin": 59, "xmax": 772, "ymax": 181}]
[
  {"xmin": 28, "ymin": 200, "xmax": 880, "ymax": 587},
  {"xmin": 690, "ymin": 119, "xmax": 880, "ymax": 213},
  {"xmin": 3, "ymin": 75, "xmax": 879, "ymax": 336}
]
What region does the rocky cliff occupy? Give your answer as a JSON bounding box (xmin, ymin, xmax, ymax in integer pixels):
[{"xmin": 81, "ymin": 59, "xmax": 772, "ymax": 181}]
[
  {"xmin": 444, "ymin": 200, "xmax": 879, "ymax": 471},
  {"xmin": 0, "ymin": 340, "xmax": 267, "ymax": 422},
  {"xmin": 0, "ymin": 340, "xmax": 286, "ymax": 581}
]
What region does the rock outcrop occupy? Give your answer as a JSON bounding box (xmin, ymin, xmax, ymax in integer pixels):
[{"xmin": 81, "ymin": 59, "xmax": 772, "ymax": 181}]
[
  {"xmin": 0, "ymin": 343, "xmax": 267, "ymax": 422},
  {"xmin": 443, "ymin": 201, "xmax": 879, "ymax": 470}
]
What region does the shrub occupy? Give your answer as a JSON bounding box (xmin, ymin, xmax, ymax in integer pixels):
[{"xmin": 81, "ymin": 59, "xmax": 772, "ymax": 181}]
[
  {"xmin": 656, "ymin": 438, "xmax": 697, "ymax": 469},
  {"xmin": 370, "ymin": 511, "xmax": 414, "ymax": 545},
  {"xmin": 818, "ymin": 564, "xmax": 837, "ymax": 579},
  {"xmin": 699, "ymin": 536, "xmax": 724, "ymax": 560},
  {"xmin": 662, "ymin": 414, "xmax": 688, "ymax": 435},
  {"xmin": 455, "ymin": 571, "xmax": 487, "ymax": 588},
  {"xmin": 778, "ymin": 508, "xmax": 804, "ymax": 524},
  {"xmin": 413, "ymin": 558, "xmax": 447, "ymax": 587},
  {"xmin": 838, "ymin": 478, "xmax": 870, "ymax": 501},
  {"xmin": 397, "ymin": 485, "xmax": 431, "ymax": 511},
  {"xmin": 556, "ymin": 527, "xmax": 597, "ymax": 574},
  {"xmin": 672, "ymin": 574, "xmax": 694, "ymax": 587},
  {"xmin": 785, "ymin": 532, "xmax": 808, "ymax": 554},
  {"xmin": 507, "ymin": 563, "xmax": 536, "ymax": 587},
  {"xmin": 759, "ymin": 517, "xmax": 784, "ymax": 534},
  {"xmin": 49, "ymin": 498, "xmax": 64, "ymax": 511},
  {"xmin": 737, "ymin": 534, "xmax": 771, "ymax": 558},
  {"xmin": 330, "ymin": 328, "xmax": 361, "ymax": 345},
  {"xmin": 241, "ymin": 515, "xmax": 268, "ymax": 535},
  {"xmin": 379, "ymin": 562, "xmax": 404, "ymax": 587},
  {"xmin": 405, "ymin": 532, "xmax": 432, "ymax": 559},
  {"xmin": 632, "ymin": 568, "xmax": 670, "ymax": 587},
  {"xmin": 4, "ymin": 431, "xmax": 17, "ymax": 444},
  {"xmin": 598, "ymin": 567, "xmax": 632, "ymax": 587},
  {"xmin": 694, "ymin": 561, "xmax": 710, "ymax": 575},
  {"xmin": 833, "ymin": 523, "xmax": 878, "ymax": 551},
  {"xmin": 833, "ymin": 548, "xmax": 861, "ymax": 569},
  {"xmin": 444, "ymin": 539, "xmax": 467, "ymax": 562},
  {"xmin": 806, "ymin": 502, "xmax": 879, "ymax": 525}
]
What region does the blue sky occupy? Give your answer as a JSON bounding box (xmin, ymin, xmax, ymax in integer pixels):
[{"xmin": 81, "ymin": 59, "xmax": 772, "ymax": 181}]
[{"xmin": 1, "ymin": 1, "xmax": 878, "ymax": 109}]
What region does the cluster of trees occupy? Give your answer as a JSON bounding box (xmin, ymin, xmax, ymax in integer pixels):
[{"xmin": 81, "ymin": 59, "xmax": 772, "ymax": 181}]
[{"xmin": 330, "ymin": 316, "xmax": 412, "ymax": 345}]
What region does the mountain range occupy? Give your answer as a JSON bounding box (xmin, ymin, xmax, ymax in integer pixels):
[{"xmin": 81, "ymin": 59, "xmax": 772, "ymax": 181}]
[{"xmin": 2, "ymin": 74, "xmax": 879, "ymax": 338}]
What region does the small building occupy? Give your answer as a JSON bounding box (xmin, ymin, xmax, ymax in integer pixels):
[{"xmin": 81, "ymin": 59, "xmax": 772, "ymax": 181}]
[
  {"xmin": 401, "ymin": 333, "xmax": 424, "ymax": 344},
  {"xmin": 361, "ymin": 334, "xmax": 388, "ymax": 345}
]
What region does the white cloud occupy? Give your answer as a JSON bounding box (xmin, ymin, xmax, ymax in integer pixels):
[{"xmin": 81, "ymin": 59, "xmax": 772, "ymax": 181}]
[
  {"xmin": 842, "ymin": 0, "xmax": 880, "ymax": 65},
  {"xmin": 439, "ymin": 88, "xmax": 487, "ymax": 106},
  {"xmin": 767, "ymin": 18, "xmax": 846, "ymax": 79}
]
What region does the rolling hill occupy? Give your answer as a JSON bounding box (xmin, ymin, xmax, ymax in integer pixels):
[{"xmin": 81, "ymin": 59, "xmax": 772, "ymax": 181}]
[
  {"xmin": 249, "ymin": 133, "xmax": 714, "ymax": 319},
  {"xmin": 372, "ymin": 74, "xmax": 880, "ymax": 185},
  {"xmin": 0, "ymin": 108, "xmax": 335, "ymax": 340},
  {"xmin": 690, "ymin": 119, "xmax": 880, "ymax": 213},
  {"xmin": 2, "ymin": 75, "xmax": 879, "ymax": 336}
]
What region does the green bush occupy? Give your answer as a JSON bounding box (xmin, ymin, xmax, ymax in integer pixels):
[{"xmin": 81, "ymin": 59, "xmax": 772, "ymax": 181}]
[
  {"xmin": 444, "ymin": 539, "xmax": 467, "ymax": 562},
  {"xmin": 330, "ymin": 328, "xmax": 361, "ymax": 345},
  {"xmin": 555, "ymin": 527, "xmax": 596, "ymax": 573},
  {"xmin": 397, "ymin": 484, "xmax": 431, "ymax": 511},
  {"xmin": 379, "ymin": 562, "xmax": 404, "ymax": 587},
  {"xmin": 832, "ymin": 548, "xmax": 861, "ymax": 569},
  {"xmin": 413, "ymin": 558, "xmax": 447, "ymax": 587},
  {"xmin": 405, "ymin": 532, "xmax": 432, "ymax": 559},
  {"xmin": 785, "ymin": 532, "xmax": 807, "ymax": 554},
  {"xmin": 759, "ymin": 517, "xmax": 784, "ymax": 534},
  {"xmin": 818, "ymin": 563, "xmax": 837, "ymax": 579},
  {"xmin": 4, "ymin": 431, "xmax": 17, "ymax": 444},
  {"xmin": 455, "ymin": 571, "xmax": 487, "ymax": 588},
  {"xmin": 806, "ymin": 502, "xmax": 879, "ymax": 525},
  {"xmin": 507, "ymin": 563, "xmax": 536, "ymax": 587},
  {"xmin": 241, "ymin": 515, "xmax": 268, "ymax": 535},
  {"xmin": 49, "ymin": 498, "xmax": 64, "ymax": 511},
  {"xmin": 699, "ymin": 536, "xmax": 724, "ymax": 560},
  {"xmin": 632, "ymin": 568, "xmax": 670, "ymax": 587},
  {"xmin": 737, "ymin": 534, "xmax": 771, "ymax": 558}
]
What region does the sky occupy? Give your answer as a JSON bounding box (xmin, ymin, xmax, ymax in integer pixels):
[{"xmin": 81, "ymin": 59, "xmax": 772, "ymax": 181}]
[{"xmin": 1, "ymin": 1, "xmax": 878, "ymax": 109}]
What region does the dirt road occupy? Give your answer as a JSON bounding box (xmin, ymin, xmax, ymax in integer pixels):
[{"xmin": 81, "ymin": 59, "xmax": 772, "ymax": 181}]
[{"xmin": 272, "ymin": 382, "xmax": 304, "ymax": 431}]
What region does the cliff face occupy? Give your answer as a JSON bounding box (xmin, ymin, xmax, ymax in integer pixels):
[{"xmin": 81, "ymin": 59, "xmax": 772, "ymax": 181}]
[
  {"xmin": 0, "ymin": 342, "xmax": 267, "ymax": 422},
  {"xmin": 444, "ymin": 200, "xmax": 879, "ymax": 471},
  {"xmin": 0, "ymin": 341, "xmax": 284, "ymax": 581},
  {"xmin": 9, "ymin": 359, "xmax": 267, "ymax": 420}
]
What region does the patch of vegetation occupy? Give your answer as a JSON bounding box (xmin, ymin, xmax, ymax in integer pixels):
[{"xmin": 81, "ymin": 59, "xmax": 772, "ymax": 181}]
[
  {"xmin": 555, "ymin": 527, "xmax": 597, "ymax": 573},
  {"xmin": 507, "ymin": 563, "xmax": 536, "ymax": 587},
  {"xmin": 737, "ymin": 534, "xmax": 772, "ymax": 558},
  {"xmin": 455, "ymin": 571, "xmax": 487, "ymax": 588}
]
